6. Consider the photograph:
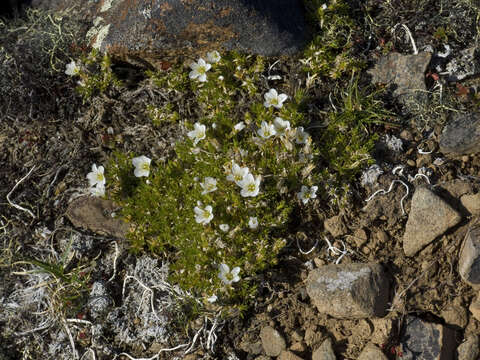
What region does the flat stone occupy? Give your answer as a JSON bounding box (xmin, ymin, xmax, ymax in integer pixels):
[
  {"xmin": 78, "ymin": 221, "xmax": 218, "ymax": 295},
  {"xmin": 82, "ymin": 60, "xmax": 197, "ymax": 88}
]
[
  {"xmin": 278, "ymin": 350, "xmax": 303, "ymax": 360},
  {"xmin": 368, "ymin": 52, "xmax": 431, "ymax": 110},
  {"xmin": 459, "ymin": 227, "xmax": 480, "ymax": 287},
  {"xmin": 324, "ymin": 215, "xmax": 348, "ymax": 237},
  {"xmin": 306, "ymin": 263, "xmax": 389, "ymax": 319},
  {"xmin": 312, "ymin": 337, "xmax": 336, "ymax": 360},
  {"xmin": 260, "ymin": 326, "xmax": 286, "ymax": 357},
  {"xmin": 403, "ymin": 186, "xmax": 461, "ymax": 257},
  {"xmin": 440, "ymin": 112, "xmax": 480, "ymax": 156},
  {"xmin": 440, "ymin": 304, "xmax": 468, "ymax": 328},
  {"xmin": 357, "ymin": 343, "xmax": 388, "ymax": 360},
  {"xmin": 399, "ymin": 316, "xmax": 456, "ymax": 360},
  {"xmin": 66, "ymin": 196, "xmax": 129, "ymax": 239},
  {"xmin": 461, "ymin": 193, "xmax": 480, "ymax": 215},
  {"xmin": 456, "ymin": 335, "xmax": 480, "ymax": 360}
]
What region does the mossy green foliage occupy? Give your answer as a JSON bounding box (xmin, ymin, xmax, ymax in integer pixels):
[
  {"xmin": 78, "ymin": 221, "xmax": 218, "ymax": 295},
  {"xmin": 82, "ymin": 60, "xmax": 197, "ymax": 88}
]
[
  {"xmin": 75, "ymin": 49, "xmax": 122, "ymax": 100},
  {"xmin": 107, "ymin": 53, "xmax": 319, "ymax": 308},
  {"xmin": 302, "ymin": 0, "xmax": 364, "ymax": 79}
]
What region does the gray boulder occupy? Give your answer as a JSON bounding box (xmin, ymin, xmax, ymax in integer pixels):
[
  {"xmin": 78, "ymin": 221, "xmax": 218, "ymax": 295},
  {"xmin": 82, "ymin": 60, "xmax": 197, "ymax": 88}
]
[
  {"xmin": 306, "ymin": 263, "xmax": 389, "ymax": 319},
  {"xmin": 458, "ymin": 227, "xmax": 480, "ymax": 287},
  {"xmin": 439, "ymin": 112, "xmax": 480, "ymax": 156}
]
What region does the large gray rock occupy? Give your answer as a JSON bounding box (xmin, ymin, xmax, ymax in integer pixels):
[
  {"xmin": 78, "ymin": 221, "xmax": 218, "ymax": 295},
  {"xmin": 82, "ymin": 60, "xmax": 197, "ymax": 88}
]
[
  {"xmin": 403, "ymin": 186, "xmax": 461, "ymax": 257},
  {"xmin": 34, "ymin": 0, "xmax": 308, "ymax": 67},
  {"xmin": 306, "ymin": 263, "xmax": 389, "ymax": 319},
  {"xmin": 459, "ymin": 227, "xmax": 480, "ymax": 287},
  {"xmin": 312, "ymin": 338, "xmax": 336, "ymax": 360},
  {"xmin": 399, "ymin": 316, "xmax": 455, "ymax": 360},
  {"xmin": 456, "ymin": 335, "xmax": 480, "ymax": 360},
  {"xmin": 357, "ymin": 343, "xmax": 388, "ymax": 360},
  {"xmin": 439, "ymin": 112, "xmax": 480, "ymax": 156},
  {"xmin": 260, "ymin": 326, "xmax": 286, "ymax": 357},
  {"xmin": 368, "ymin": 52, "xmax": 431, "ymax": 110}
]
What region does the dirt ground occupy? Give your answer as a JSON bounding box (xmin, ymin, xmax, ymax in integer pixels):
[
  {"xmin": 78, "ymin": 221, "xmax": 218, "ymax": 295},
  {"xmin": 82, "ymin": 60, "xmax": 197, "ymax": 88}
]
[{"xmin": 2, "ymin": 0, "xmax": 480, "ymax": 359}]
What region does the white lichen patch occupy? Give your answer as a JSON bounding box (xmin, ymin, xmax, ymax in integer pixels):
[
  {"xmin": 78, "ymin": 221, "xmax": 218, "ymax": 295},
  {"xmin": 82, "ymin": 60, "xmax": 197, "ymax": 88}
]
[
  {"xmin": 316, "ymin": 267, "xmax": 371, "ymax": 291},
  {"xmin": 92, "ymin": 24, "xmax": 112, "ymax": 50},
  {"xmin": 360, "ymin": 164, "xmax": 383, "ymax": 187},
  {"xmin": 100, "ymin": 0, "xmax": 123, "ymax": 13}
]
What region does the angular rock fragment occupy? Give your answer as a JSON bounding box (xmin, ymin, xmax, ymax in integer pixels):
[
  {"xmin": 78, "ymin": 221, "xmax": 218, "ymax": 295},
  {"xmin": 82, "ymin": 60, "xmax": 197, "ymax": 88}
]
[
  {"xmin": 456, "ymin": 335, "xmax": 480, "ymax": 360},
  {"xmin": 403, "ymin": 186, "xmax": 461, "ymax": 257},
  {"xmin": 357, "ymin": 343, "xmax": 388, "ymax": 360},
  {"xmin": 306, "ymin": 263, "xmax": 389, "ymax": 319},
  {"xmin": 66, "ymin": 196, "xmax": 129, "ymax": 238},
  {"xmin": 312, "ymin": 337, "xmax": 336, "ymax": 360},
  {"xmin": 260, "ymin": 326, "xmax": 286, "ymax": 357},
  {"xmin": 459, "ymin": 227, "xmax": 480, "ymax": 287},
  {"xmin": 461, "ymin": 193, "xmax": 480, "ymax": 215},
  {"xmin": 470, "ymin": 296, "xmax": 480, "ymax": 321},
  {"xmin": 446, "ymin": 46, "xmax": 480, "ymax": 82},
  {"xmin": 324, "ymin": 215, "xmax": 348, "ymax": 237},
  {"xmin": 399, "ymin": 316, "xmax": 455, "ymax": 360},
  {"xmin": 439, "ymin": 112, "xmax": 480, "ymax": 156},
  {"xmin": 368, "ymin": 52, "xmax": 431, "ymax": 110}
]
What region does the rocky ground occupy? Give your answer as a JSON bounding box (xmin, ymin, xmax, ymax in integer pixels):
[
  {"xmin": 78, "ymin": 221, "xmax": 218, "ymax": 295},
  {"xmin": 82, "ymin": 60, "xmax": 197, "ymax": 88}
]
[{"xmin": 2, "ymin": 0, "xmax": 480, "ymax": 360}]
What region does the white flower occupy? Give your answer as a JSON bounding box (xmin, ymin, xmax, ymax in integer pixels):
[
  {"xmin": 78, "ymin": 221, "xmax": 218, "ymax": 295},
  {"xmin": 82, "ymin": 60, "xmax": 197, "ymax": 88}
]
[
  {"xmin": 189, "ymin": 58, "xmax": 211, "ymax": 82},
  {"xmin": 132, "ymin": 155, "xmax": 151, "ymax": 177},
  {"xmin": 86, "ymin": 164, "xmax": 106, "ymax": 187},
  {"xmin": 65, "ymin": 60, "xmax": 80, "ymax": 76},
  {"xmin": 200, "ymin": 177, "xmax": 217, "ymax": 195},
  {"xmin": 218, "ymin": 264, "xmax": 240, "ymax": 285},
  {"xmin": 194, "ymin": 205, "xmax": 213, "ymax": 225},
  {"xmin": 248, "ymin": 217, "xmax": 258, "ymax": 229},
  {"xmin": 238, "ymin": 173, "xmax": 261, "ymax": 197},
  {"xmin": 89, "ymin": 183, "xmax": 105, "ymax": 197},
  {"xmin": 295, "ymin": 126, "xmax": 310, "ymax": 144},
  {"xmin": 263, "ymin": 88, "xmax": 288, "ymax": 109},
  {"xmin": 206, "ymin": 50, "xmax": 221, "ymax": 64},
  {"xmin": 321, "ymin": 3, "xmax": 327, "ymax": 10},
  {"xmin": 257, "ymin": 121, "xmax": 277, "ymax": 139},
  {"xmin": 273, "ymin": 117, "xmax": 291, "ymax": 136},
  {"xmin": 219, "ymin": 224, "xmax": 230, "ymax": 232},
  {"xmin": 297, "ymin": 185, "xmax": 318, "ymax": 204},
  {"xmin": 227, "ymin": 162, "xmax": 249, "ymax": 186},
  {"xmin": 187, "ymin": 123, "xmax": 206, "ymax": 146},
  {"xmin": 234, "ymin": 122, "xmax": 246, "ymax": 132},
  {"xmin": 207, "ymin": 294, "xmax": 218, "ymax": 303}
]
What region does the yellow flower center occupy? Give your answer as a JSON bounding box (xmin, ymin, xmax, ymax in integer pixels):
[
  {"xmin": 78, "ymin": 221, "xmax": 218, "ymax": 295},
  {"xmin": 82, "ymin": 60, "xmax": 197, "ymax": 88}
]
[
  {"xmin": 96, "ymin": 173, "xmax": 104, "ymax": 181},
  {"xmin": 247, "ymin": 183, "xmax": 256, "ymax": 192},
  {"xmin": 198, "ymin": 66, "xmax": 206, "ymax": 75},
  {"xmin": 202, "ymin": 210, "xmax": 210, "ymax": 218},
  {"xmin": 141, "ymin": 163, "xmax": 150, "ymax": 171}
]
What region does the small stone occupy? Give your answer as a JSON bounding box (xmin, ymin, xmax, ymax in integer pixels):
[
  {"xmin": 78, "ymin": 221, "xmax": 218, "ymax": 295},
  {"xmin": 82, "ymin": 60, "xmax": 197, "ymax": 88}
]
[
  {"xmin": 254, "ymin": 357, "xmax": 271, "ymax": 360},
  {"xmin": 290, "ymin": 342, "xmax": 305, "ymax": 352},
  {"xmin": 469, "ymin": 297, "xmax": 480, "ymax": 322},
  {"xmin": 456, "ymin": 335, "xmax": 480, "ymax": 360},
  {"xmin": 403, "ymin": 186, "xmax": 462, "ymax": 257},
  {"xmin": 306, "ymin": 263, "xmax": 389, "ymax": 319},
  {"xmin": 375, "ymin": 230, "xmax": 389, "ymax": 243},
  {"xmin": 352, "ymin": 228, "xmax": 368, "ymax": 247},
  {"xmin": 368, "ymin": 52, "xmax": 432, "ymax": 110},
  {"xmin": 66, "ymin": 196, "xmax": 129, "ymax": 239},
  {"xmin": 461, "ymin": 193, "xmax": 480, "ymax": 215},
  {"xmin": 400, "ymin": 129, "xmax": 414, "ymax": 141},
  {"xmin": 260, "ymin": 326, "xmax": 286, "ymax": 357},
  {"xmin": 446, "ymin": 46, "xmax": 480, "ymax": 82},
  {"xmin": 440, "ymin": 112, "xmax": 480, "ymax": 156},
  {"xmin": 278, "ymin": 351, "xmax": 303, "ymax": 360},
  {"xmin": 399, "ymin": 316, "xmax": 456, "ymax": 360},
  {"xmin": 407, "ymin": 159, "xmax": 416, "ymax": 167},
  {"xmin": 312, "ymin": 338, "xmax": 336, "ymax": 360},
  {"xmin": 324, "ymin": 215, "xmax": 348, "ymax": 237},
  {"xmin": 357, "ymin": 343, "xmax": 388, "ymax": 360},
  {"xmin": 441, "ymin": 304, "xmax": 468, "ymax": 328},
  {"xmin": 459, "ymin": 227, "xmax": 480, "ymax": 287}
]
